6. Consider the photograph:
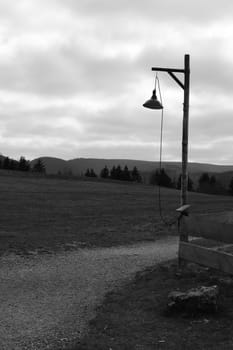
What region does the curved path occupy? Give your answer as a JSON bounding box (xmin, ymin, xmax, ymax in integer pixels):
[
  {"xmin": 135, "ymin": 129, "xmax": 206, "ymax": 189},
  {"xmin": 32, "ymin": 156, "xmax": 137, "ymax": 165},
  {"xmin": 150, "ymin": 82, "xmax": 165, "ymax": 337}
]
[{"xmin": 0, "ymin": 236, "xmax": 178, "ymax": 349}]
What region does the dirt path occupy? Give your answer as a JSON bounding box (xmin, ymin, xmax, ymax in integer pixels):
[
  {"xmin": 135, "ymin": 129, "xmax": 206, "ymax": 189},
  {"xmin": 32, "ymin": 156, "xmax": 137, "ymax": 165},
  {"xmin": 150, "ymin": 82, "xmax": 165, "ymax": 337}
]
[{"xmin": 0, "ymin": 236, "xmax": 178, "ymax": 349}]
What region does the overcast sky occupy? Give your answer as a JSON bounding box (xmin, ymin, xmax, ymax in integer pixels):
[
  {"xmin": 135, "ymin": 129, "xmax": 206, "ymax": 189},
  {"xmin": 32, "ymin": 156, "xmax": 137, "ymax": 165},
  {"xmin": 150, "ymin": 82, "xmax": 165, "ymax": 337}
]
[{"xmin": 0, "ymin": 0, "xmax": 233, "ymax": 164}]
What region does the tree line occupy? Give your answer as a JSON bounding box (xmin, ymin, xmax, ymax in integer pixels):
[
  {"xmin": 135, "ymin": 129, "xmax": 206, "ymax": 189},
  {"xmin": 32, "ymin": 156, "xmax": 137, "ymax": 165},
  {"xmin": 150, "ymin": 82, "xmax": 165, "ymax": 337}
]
[
  {"xmin": 85, "ymin": 165, "xmax": 142, "ymax": 182},
  {"xmin": 150, "ymin": 169, "xmax": 194, "ymax": 191},
  {"xmin": 197, "ymin": 172, "xmax": 226, "ymax": 195},
  {"xmin": 150, "ymin": 168, "xmax": 233, "ymax": 196},
  {"xmin": 0, "ymin": 156, "xmax": 46, "ymax": 173},
  {"xmin": 2, "ymin": 154, "xmax": 233, "ymax": 196}
]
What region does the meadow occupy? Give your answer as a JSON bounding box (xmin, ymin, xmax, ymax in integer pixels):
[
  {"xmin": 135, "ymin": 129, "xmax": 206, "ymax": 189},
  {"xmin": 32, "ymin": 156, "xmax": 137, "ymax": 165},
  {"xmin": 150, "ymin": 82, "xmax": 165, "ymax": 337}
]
[{"xmin": 1, "ymin": 172, "xmax": 233, "ymax": 256}]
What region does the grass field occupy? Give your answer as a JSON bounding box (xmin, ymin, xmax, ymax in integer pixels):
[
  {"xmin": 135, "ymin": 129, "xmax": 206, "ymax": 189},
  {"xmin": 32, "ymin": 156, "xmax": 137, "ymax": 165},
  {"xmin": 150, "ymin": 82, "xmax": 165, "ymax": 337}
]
[{"xmin": 1, "ymin": 172, "xmax": 233, "ymax": 256}]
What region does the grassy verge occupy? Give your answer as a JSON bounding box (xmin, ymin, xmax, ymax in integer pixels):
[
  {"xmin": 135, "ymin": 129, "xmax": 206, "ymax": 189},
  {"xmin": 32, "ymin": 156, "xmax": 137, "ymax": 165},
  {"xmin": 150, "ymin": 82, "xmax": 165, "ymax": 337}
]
[
  {"xmin": 76, "ymin": 261, "xmax": 233, "ymax": 350},
  {"xmin": 0, "ymin": 174, "xmax": 176, "ymax": 255},
  {"xmin": 1, "ymin": 173, "xmax": 233, "ymax": 255}
]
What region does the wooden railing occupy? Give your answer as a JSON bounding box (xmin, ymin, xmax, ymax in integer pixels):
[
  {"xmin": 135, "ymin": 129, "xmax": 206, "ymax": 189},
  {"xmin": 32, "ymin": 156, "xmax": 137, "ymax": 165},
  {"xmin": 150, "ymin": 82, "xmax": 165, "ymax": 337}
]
[{"xmin": 179, "ymin": 214, "xmax": 233, "ymax": 275}]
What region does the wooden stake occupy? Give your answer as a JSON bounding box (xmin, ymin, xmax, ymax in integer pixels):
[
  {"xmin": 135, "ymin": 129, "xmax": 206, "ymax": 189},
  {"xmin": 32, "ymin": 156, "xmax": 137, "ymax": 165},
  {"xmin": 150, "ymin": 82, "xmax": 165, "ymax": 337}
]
[{"xmin": 180, "ymin": 54, "xmax": 190, "ymax": 243}]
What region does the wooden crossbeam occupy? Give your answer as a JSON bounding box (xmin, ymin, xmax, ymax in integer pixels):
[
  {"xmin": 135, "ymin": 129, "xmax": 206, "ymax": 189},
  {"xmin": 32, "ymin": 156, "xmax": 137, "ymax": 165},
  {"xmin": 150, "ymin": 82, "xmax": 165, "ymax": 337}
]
[
  {"xmin": 181, "ymin": 215, "xmax": 233, "ymax": 244},
  {"xmin": 179, "ymin": 242, "xmax": 233, "ymax": 275}
]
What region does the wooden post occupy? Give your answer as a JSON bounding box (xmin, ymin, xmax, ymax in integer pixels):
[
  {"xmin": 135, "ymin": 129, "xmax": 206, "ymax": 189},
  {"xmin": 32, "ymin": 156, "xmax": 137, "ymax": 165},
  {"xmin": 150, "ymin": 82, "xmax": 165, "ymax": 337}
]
[
  {"xmin": 180, "ymin": 54, "xmax": 190, "ymax": 243},
  {"xmin": 149, "ymin": 54, "xmax": 191, "ymax": 262},
  {"xmin": 181, "ymin": 55, "xmax": 190, "ymax": 208},
  {"xmin": 178, "ymin": 54, "xmax": 190, "ymax": 268},
  {"xmin": 151, "ymin": 55, "xmax": 190, "ymax": 215}
]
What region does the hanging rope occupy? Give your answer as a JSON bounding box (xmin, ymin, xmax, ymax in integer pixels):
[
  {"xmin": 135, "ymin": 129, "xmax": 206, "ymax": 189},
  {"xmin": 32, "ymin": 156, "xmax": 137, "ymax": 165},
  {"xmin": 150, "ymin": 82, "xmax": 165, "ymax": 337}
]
[{"xmin": 155, "ymin": 73, "xmax": 178, "ymax": 227}]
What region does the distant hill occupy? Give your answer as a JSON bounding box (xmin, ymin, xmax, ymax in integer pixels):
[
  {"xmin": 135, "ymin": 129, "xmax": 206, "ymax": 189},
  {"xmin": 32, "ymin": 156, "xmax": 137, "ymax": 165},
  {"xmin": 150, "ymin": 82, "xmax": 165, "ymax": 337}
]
[
  {"xmin": 30, "ymin": 156, "xmax": 233, "ymax": 181},
  {"xmin": 67, "ymin": 158, "xmax": 158, "ymax": 175},
  {"xmin": 0, "ymin": 154, "xmax": 231, "ymax": 190},
  {"xmin": 30, "ymin": 157, "xmax": 68, "ymax": 174},
  {"xmin": 31, "ymin": 157, "xmax": 160, "ymax": 176}
]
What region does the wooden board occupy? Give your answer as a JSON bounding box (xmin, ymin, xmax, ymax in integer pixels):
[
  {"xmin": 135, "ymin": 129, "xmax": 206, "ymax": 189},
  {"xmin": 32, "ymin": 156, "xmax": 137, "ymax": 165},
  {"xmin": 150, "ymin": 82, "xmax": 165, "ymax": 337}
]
[
  {"xmin": 181, "ymin": 215, "xmax": 233, "ymax": 244},
  {"xmin": 179, "ymin": 241, "xmax": 233, "ymax": 275}
]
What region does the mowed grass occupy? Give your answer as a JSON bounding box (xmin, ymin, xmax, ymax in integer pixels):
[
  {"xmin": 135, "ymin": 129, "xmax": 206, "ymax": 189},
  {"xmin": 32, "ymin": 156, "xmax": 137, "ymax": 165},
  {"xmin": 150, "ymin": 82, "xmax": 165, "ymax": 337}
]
[{"xmin": 1, "ymin": 173, "xmax": 233, "ymax": 255}]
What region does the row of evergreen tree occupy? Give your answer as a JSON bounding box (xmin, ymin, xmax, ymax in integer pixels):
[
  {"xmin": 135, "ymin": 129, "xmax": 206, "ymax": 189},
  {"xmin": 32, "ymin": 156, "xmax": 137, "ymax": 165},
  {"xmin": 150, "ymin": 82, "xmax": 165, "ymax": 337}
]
[
  {"xmin": 85, "ymin": 165, "xmax": 142, "ymax": 182},
  {"xmin": 0, "ymin": 156, "xmax": 46, "ymax": 173},
  {"xmin": 150, "ymin": 169, "xmax": 233, "ymax": 196},
  {"xmin": 2, "ymin": 154, "xmax": 233, "ymax": 196},
  {"xmin": 150, "ymin": 169, "xmax": 194, "ymax": 191},
  {"xmin": 197, "ymin": 172, "xmax": 226, "ymax": 195}
]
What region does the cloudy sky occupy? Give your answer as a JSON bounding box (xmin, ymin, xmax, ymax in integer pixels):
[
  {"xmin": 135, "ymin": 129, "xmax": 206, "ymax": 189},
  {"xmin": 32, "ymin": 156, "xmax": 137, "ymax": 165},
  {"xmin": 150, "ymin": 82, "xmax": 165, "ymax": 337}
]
[{"xmin": 0, "ymin": 0, "xmax": 233, "ymax": 164}]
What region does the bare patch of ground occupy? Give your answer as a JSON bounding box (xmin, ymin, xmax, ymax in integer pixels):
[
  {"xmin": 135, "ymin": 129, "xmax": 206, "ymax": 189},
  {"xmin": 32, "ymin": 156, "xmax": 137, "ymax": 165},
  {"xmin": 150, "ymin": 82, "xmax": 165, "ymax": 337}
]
[{"xmin": 77, "ymin": 261, "xmax": 233, "ymax": 350}]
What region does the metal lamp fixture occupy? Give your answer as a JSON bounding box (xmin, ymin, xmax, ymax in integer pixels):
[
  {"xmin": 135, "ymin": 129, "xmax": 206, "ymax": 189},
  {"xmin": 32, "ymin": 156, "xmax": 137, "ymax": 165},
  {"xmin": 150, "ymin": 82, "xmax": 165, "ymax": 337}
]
[{"xmin": 143, "ymin": 88, "xmax": 163, "ymax": 109}]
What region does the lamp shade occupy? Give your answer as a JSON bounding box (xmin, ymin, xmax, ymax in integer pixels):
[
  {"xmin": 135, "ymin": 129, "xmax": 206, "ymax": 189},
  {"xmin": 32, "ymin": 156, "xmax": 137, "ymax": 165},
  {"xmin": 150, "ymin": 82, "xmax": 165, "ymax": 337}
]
[{"xmin": 143, "ymin": 89, "xmax": 163, "ymax": 110}]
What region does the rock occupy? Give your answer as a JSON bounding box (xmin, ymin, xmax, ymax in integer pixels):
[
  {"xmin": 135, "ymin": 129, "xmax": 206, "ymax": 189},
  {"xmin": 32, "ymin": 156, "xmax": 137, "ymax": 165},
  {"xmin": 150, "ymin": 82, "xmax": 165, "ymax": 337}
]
[{"xmin": 167, "ymin": 285, "xmax": 219, "ymax": 313}]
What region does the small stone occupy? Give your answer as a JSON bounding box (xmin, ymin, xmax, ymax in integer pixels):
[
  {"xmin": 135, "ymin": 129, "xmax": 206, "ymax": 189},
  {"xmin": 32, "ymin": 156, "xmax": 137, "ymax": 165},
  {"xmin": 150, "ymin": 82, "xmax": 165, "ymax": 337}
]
[{"xmin": 167, "ymin": 285, "xmax": 219, "ymax": 314}]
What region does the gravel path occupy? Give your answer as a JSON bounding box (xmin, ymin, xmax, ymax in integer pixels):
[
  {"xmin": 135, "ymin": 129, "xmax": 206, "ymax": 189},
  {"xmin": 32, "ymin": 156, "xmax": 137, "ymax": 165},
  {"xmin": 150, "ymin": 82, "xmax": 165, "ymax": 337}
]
[{"xmin": 0, "ymin": 236, "xmax": 178, "ymax": 349}]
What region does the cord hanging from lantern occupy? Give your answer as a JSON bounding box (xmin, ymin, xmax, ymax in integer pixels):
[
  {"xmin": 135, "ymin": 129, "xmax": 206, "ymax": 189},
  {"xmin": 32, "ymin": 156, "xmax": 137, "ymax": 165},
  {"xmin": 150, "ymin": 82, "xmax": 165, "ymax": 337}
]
[{"xmin": 155, "ymin": 73, "xmax": 178, "ymax": 227}]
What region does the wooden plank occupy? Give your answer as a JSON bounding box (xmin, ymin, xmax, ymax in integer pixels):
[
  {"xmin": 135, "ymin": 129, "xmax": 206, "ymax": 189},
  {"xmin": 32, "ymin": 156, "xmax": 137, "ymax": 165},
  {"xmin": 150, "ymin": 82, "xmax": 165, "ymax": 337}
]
[
  {"xmin": 181, "ymin": 215, "xmax": 233, "ymax": 244},
  {"xmin": 179, "ymin": 241, "xmax": 233, "ymax": 275},
  {"xmin": 151, "ymin": 67, "xmax": 185, "ymax": 73}
]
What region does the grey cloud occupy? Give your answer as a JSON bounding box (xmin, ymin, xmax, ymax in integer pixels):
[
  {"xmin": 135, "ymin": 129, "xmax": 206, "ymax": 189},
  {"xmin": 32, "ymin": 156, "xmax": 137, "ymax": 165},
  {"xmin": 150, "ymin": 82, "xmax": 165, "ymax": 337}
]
[
  {"xmin": 189, "ymin": 140, "xmax": 233, "ymax": 165},
  {"xmin": 0, "ymin": 43, "xmax": 139, "ymax": 97},
  {"xmin": 1, "ymin": 1, "xmax": 233, "ymax": 164},
  {"xmin": 190, "ymin": 110, "xmax": 233, "ymax": 143},
  {"xmin": 1, "ymin": 105, "xmax": 84, "ymax": 139},
  {"xmin": 137, "ymin": 44, "xmax": 233, "ymax": 94},
  {"xmin": 70, "ymin": 142, "xmax": 158, "ymax": 162},
  {"xmin": 84, "ymin": 110, "xmax": 160, "ymax": 141},
  {"xmin": 0, "ymin": 137, "xmax": 81, "ymax": 161},
  {"xmin": 191, "ymin": 53, "xmax": 233, "ymax": 94},
  {"xmin": 2, "ymin": 3, "xmax": 232, "ymax": 100},
  {"xmin": 60, "ymin": 0, "xmax": 233, "ymax": 23}
]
